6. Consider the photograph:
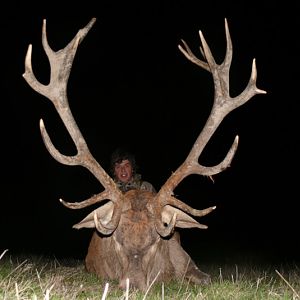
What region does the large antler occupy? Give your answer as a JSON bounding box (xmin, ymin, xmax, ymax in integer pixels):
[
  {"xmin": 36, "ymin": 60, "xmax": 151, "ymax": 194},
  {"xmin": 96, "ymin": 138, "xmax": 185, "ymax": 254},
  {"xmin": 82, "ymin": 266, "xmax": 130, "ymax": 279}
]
[
  {"xmin": 154, "ymin": 18, "xmax": 266, "ymax": 236},
  {"xmin": 23, "ymin": 18, "xmax": 123, "ymax": 232}
]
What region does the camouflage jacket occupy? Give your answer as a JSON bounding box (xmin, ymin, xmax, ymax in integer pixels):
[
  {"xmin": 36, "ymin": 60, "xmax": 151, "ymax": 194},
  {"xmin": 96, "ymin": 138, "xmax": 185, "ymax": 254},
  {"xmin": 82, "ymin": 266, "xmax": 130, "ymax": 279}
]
[{"xmin": 115, "ymin": 174, "xmax": 156, "ymax": 193}]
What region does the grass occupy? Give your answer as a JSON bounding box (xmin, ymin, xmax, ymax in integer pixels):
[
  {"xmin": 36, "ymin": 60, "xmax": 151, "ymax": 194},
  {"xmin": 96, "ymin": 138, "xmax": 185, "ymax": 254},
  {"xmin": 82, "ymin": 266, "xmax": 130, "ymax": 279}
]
[{"xmin": 0, "ymin": 249, "xmax": 299, "ymax": 299}]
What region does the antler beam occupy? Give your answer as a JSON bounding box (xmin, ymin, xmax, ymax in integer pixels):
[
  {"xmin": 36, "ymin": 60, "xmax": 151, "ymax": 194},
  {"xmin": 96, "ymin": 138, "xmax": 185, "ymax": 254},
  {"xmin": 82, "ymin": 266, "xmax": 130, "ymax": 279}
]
[
  {"xmin": 154, "ymin": 18, "xmax": 266, "ymax": 235},
  {"xmin": 158, "ymin": 18, "xmax": 266, "ymax": 200},
  {"xmin": 23, "ymin": 18, "xmax": 123, "ymax": 208}
]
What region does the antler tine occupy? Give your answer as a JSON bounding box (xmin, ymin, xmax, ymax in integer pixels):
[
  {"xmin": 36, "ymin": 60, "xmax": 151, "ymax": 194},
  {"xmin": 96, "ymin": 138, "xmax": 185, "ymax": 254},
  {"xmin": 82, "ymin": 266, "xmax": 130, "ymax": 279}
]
[
  {"xmin": 178, "ymin": 39, "xmax": 210, "ymax": 72},
  {"xmin": 59, "ymin": 190, "xmax": 111, "ymax": 209},
  {"xmin": 156, "ymin": 18, "xmax": 266, "ymax": 208},
  {"xmin": 23, "ymin": 18, "xmax": 123, "ymax": 208}
]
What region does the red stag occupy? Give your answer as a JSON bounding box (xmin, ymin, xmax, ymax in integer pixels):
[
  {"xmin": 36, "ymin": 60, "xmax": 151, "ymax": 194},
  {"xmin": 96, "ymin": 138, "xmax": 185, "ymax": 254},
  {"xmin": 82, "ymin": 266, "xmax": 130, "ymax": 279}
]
[{"xmin": 23, "ymin": 17, "xmax": 266, "ymax": 290}]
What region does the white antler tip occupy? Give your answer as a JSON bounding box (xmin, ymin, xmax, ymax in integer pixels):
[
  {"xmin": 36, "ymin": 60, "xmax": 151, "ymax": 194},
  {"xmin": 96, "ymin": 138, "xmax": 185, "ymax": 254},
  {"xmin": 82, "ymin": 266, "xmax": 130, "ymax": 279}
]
[
  {"xmin": 24, "ymin": 44, "xmax": 33, "ymax": 74},
  {"xmin": 39, "ymin": 118, "xmax": 45, "ymax": 128},
  {"xmin": 257, "ymin": 88, "xmax": 267, "ymax": 94},
  {"xmin": 27, "ymin": 44, "xmax": 32, "ymax": 53}
]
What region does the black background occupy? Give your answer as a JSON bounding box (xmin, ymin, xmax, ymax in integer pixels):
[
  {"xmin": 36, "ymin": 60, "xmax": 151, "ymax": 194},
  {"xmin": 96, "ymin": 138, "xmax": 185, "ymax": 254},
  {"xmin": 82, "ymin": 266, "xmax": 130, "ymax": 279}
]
[{"xmin": 1, "ymin": 1, "xmax": 299, "ymax": 264}]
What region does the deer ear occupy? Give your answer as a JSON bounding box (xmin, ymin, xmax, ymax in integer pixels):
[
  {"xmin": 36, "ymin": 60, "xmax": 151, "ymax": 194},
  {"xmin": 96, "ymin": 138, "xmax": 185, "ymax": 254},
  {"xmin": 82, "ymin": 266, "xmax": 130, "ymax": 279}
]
[
  {"xmin": 73, "ymin": 201, "xmax": 114, "ymax": 229},
  {"xmin": 161, "ymin": 205, "xmax": 208, "ymax": 229}
]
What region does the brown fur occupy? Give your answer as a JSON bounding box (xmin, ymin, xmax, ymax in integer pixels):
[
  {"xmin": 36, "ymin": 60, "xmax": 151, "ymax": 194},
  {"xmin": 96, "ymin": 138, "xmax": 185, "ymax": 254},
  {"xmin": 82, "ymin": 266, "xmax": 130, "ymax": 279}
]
[{"xmin": 83, "ymin": 190, "xmax": 210, "ymax": 290}]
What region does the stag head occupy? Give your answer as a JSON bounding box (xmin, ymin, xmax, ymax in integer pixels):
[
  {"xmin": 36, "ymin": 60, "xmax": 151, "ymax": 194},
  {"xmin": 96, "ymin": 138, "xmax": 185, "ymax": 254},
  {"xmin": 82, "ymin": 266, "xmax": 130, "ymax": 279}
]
[{"xmin": 23, "ymin": 18, "xmax": 266, "ymax": 290}]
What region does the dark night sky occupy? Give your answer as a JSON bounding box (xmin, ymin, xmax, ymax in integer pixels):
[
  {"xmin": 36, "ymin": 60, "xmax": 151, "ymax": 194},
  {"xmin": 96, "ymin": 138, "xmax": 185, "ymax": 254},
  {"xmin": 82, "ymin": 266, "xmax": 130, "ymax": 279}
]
[{"xmin": 1, "ymin": 2, "xmax": 299, "ymax": 263}]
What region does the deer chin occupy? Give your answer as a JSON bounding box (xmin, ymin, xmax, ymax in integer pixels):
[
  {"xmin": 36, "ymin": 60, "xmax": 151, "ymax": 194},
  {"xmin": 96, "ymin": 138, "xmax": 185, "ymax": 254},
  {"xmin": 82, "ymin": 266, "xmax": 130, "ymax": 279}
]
[
  {"xmin": 119, "ymin": 276, "xmax": 147, "ymax": 292},
  {"xmin": 118, "ymin": 260, "xmax": 148, "ymax": 291}
]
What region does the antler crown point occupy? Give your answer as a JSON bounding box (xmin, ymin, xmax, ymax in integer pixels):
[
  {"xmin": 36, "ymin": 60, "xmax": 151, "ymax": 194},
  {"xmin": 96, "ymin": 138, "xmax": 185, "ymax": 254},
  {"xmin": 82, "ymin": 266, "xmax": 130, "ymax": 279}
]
[{"xmin": 39, "ymin": 118, "xmax": 45, "ymax": 128}]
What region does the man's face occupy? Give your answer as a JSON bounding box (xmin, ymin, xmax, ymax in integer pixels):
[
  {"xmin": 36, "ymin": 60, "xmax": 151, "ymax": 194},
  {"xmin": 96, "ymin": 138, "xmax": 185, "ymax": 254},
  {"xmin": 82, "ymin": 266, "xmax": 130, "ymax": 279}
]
[{"xmin": 114, "ymin": 159, "xmax": 133, "ymax": 183}]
